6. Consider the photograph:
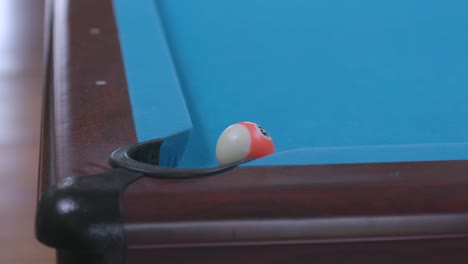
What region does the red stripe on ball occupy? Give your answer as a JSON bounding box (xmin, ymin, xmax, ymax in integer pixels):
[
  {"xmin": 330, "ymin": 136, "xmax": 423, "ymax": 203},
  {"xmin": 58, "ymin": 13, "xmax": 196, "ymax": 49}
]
[{"xmin": 238, "ymin": 122, "xmax": 275, "ymax": 159}]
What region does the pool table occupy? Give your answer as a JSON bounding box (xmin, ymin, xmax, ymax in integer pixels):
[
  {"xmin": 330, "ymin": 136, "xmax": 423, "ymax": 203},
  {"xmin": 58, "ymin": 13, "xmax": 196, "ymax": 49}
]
[{"xmin": 36, "ymin": 0, "xmax": 468, "ymax": 263}]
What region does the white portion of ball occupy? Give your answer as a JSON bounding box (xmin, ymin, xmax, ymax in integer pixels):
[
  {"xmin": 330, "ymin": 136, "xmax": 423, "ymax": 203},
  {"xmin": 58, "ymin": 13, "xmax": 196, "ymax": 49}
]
[{"xmin": 216, "ymin": 124, "xmax": 251, "ymax": 166}]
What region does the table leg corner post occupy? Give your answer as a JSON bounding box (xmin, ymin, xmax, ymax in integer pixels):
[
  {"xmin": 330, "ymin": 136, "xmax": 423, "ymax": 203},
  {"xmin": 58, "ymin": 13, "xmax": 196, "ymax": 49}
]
[{"xmin": 36, "ymin": 170, "xmax": 143, "ymax": 264}]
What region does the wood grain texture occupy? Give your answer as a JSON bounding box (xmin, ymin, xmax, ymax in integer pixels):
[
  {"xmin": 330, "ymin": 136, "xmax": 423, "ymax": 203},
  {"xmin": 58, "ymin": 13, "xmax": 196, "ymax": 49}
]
[
  {"xmin": 0, "ymin": 0, "xmax": 54, "ymax": 263},
  {"xmin": 127, "ymin": 238, "xmax": 468, "ymax": 264},
  {"xmin": 124, "ymin": 161, "xmax": 468, "ymax": 222},
  {"xmin": 38, "ymin": 0, "xmax": 137, "ymax": 196}
]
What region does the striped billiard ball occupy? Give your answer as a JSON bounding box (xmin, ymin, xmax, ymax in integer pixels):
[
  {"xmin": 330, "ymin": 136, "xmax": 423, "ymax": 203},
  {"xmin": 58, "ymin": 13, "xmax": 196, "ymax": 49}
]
[{"xmin": 216, "ymin": 122, "xmax": 275, "ymax": 166}]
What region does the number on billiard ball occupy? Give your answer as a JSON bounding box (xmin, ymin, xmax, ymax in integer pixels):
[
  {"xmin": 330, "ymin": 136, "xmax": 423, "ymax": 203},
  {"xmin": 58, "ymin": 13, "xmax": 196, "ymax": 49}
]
[{"xmin": 216, "ymin": 122, "xmax": 275, "ymax": 166}]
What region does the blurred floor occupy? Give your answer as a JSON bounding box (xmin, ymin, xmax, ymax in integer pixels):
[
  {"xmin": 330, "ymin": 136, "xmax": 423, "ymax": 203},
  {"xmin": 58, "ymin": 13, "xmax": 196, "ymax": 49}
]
[{"xmin": 0, "ymin": 0, "xmax": 54, "ymax": 263}]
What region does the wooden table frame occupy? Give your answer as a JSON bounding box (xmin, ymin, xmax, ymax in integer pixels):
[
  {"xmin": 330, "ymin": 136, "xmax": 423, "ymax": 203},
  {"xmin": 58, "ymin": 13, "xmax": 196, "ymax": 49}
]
[{"xmin": 36, "ymin": 0, "xmax": 468, "ymax": 263}]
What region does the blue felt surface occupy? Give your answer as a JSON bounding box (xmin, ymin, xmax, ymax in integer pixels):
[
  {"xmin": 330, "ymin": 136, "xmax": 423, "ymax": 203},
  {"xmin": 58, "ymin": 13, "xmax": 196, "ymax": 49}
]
[
  {"xmin": 114, "ymin": 0, "xmax": 468, "ymax": 168},
  {"xmin": 113, "ymin": 0, "xmax": 192, "ymax": 166}
]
